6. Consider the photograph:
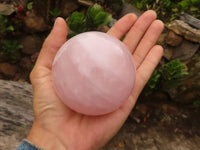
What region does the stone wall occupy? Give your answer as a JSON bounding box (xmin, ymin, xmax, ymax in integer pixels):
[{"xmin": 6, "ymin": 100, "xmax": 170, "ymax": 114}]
[{"xmin": 157, "ymin": 13, "xmax": 200, "ymax": 103}]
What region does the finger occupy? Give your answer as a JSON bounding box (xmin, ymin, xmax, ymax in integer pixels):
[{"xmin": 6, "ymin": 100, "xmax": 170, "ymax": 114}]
[
  {"xmin": 107, "ymin": 13, "xmax": 137, "ymax": 39},
  {"xmin": 113, "ymin": 45, "xmax": 163, "ymax": 119},
  {"xmin": 36, "ymin": 17, "xmax": 68, "ymax": 69},
  {"xmin": 133, "ymin": 20, "xmax": 164, "ymax": 69},
  {"xmin": 123, "ymin": 10, "xmax": 157, "ymax": 53},
  {"xmin": 133, "ymin": 45, "xmax": 163, "ymax": 99}
]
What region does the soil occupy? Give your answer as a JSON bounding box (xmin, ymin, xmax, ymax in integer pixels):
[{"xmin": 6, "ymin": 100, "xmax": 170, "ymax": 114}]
[{"xmin": 102, "ymin": 98, "xmax": 200, "ymax": 150}]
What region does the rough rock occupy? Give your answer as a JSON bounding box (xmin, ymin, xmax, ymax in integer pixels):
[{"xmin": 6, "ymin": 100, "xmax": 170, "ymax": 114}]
[
  {"xmin": 166, "ymin": 51, "xmax": 200, "ymax": 103},
  {"xmin": 60, "ymin": 0, "xmax": 79, "ymax": 18},
  {"xmin": 78, "ymin": 0, "xmax": 93, "ymax": 6},
  {"xmin": 24, "ymin": 11, "xmax": 49, "ymax": 33},
  {"xmin": 179, "ymin": 13, "xmax": 200, "ymax": 29},
  {"xmin": 0, "ymin": 80, "xmax": 33, "ymax": 150},
  {"xmin": 19, "ymin": 35, "xmax": 43, "ymax": 55},
  {"xmin": 163, "ymin": 48, "xmax": 173, "ymax": 60},
  {"xmin": 164, "ymin": 39, "xmax": 199, "ymax": 61},
  {"xmin": 165, "ymin": 31, "xmax": 183, "ymax": 46},
  {"xmin": 168, "ymin": 20, "xmax": 200, "ymax": 43},
  {"xmin": 157, "ymin": 33, "xmax": 167, "ymax": 46},
  {"xmin": 0, "ymin": 51, "xmax": 21, "ymax": 63},
  {"xmin": 20, "ymin": 57, "xmax": 32, "ymax": 71},
  {"xmin": 0, "ymin": 63, "xmax": 17, "ymax": 77},
  {"xmin": 119, "ymin": 2, "xmax": 143, "ymax": 18},
  {"xmin": 0, "ymin": 3, "xmax": 15, "ymax": 15},
  {"xmin": 0, "ymin": 0, "xmax": 28, "ymax": 8}
]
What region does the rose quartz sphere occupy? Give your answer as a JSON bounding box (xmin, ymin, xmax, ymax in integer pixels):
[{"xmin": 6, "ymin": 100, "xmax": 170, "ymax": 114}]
[{"xmin": 52, "ymin": 31, "xmax": 136, "ymax": 116}]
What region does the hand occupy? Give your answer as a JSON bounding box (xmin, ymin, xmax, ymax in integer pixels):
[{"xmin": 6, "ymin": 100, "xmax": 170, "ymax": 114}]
[{"xmin": 28, "ymin": 10, "xmax": 164, "ymax": 150}]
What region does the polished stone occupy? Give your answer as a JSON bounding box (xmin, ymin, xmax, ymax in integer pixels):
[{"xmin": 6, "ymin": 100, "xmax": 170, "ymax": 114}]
[{"xmin": 53, "ymin": 31, "xmax": 136, "ymax": 115}]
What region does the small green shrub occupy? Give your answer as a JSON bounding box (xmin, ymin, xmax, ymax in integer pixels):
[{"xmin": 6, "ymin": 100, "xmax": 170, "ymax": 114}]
[
  {"xmin": 67, "ymin": 4, "xmax": 112, "ymax": 37},
  {"xmin": 123, "ymin": 0, "xmax": 200, "ymax": 22},
  {"xmin": 145, "ymin": 70, "xmax": 161, "ymax": 95},
  {"xmin": 194, "ymin": 100, "xmax": 200, "ymax": 108},
  {"xmin": 159, "ymin": 59, "xmax": 189, "ymax": 89},
  {"xmin": 68, "ymin": 12, "xmax": 87, "ymax": 33},
  {"xmin": 27, "ymin": 2, "xmax": 34, "ymax": 10},
  {"xmin": 0, "ymin": 14, "xmax": 15, "ymax": 38},
  {"xmin": 50, "ymin": 8, "xmax": 61, "ymax": 20},
  {"xmin": 0, "ymin": 40, "xmax": 23, "ymax": 60},
  {"xmin": 86, "ymin": 4, "xmax": 112, "ymax": 29},
  {"xmin": 145, "ymin": 59, "xmax": 189, "ymax": 95}
]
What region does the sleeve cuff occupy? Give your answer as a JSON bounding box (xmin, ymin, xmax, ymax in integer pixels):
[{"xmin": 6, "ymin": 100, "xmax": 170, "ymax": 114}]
[{"xmin": 16, "ymin": 139, "xmax": 43, "ymax": 150}]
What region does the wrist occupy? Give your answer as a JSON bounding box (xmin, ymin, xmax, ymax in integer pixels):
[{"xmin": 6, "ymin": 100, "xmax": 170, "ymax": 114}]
[{"xmin": 27, "ymin": 122, "xmax": 66, "ymax": 150}]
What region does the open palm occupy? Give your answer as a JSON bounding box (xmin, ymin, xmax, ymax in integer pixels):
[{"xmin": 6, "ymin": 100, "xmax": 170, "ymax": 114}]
[{"xmin": 28, "ymin": 10, "xmax": 164, "ymax": 150}]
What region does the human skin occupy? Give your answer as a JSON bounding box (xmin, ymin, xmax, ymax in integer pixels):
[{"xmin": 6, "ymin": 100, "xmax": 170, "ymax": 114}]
[{"xmin": 27, "ymin": 10, "xmax": 164, "ymax": 150}]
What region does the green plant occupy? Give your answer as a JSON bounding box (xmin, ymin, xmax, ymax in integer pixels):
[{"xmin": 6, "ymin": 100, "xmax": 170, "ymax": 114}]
[
  {"xmin": 194, "ymin": 100, "xmax": 200, "ymax": 108},
  {"xmin": 0, "ymin": 14, "xmax": 15, "ymax": 37},
  {"xmin": 123, "ymin": 0, "xmax": 200, "ymax": 22},
  {"xmin": 86, "ymin": 4, "xmax": 112, "ymax": 29},
  {"xmin": 68, "ymin": 12, "xmax": 87, "ymax": 33},
  {"xmin": 0, "ymin": 40, "xmax": 23, "ymax": 60},
  {"xmin": 145, "ymin": 59, "xmax": 189, "ymax": 95},
  {"xmin": 50, "ymin": 8, "xmax": 61, "ymax": 20},
  {"xmin": 159, "ymin": 59, "xmax": 188, "ymax": 89},
  {"xmin": 27, "ymin": 2, "xmax": 34, "ymax": 10},
  {"xmin": 67, "ymin": 4, "xmax": 112, "ymax": 37},
  {"xmin": 145, "ymin": 70, "xmax": 161, "ymax": 95}
]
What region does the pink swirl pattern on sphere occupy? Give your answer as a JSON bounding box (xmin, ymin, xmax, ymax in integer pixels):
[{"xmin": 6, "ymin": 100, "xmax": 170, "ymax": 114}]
[{"xmin": 53, "ymin": 31, "xmax": 136, "ymax": 116}]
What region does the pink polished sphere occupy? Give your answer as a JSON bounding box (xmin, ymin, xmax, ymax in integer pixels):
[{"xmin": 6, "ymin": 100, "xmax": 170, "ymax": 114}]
[{"xmin": 52, "ymin": 31, "xmax": 136, "ymax": 116}]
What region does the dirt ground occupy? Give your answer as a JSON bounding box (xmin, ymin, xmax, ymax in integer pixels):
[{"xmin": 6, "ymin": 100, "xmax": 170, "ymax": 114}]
[{"xmin": 103, "ymin": 99, "xmax": 200, "ymax": 150}]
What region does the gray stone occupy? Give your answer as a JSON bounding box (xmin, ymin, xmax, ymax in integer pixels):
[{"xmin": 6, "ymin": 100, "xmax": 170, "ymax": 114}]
[
  {"xmin": 164, "ymin": 39, "xmax": 199, "ymax": 61},
  {"xmin": 0, "ymin": 0, "xmax": 28, "ymax": 8},
  {"xmin": 165, "ymin": 31, "xmax": 183, "ymax": 46},
  {"xmin": 24, "ymin": 11, "xmax": 50, "ymax": 33},
  {"xmin": 0, "ymin": 3, "xmax": 15, "ymax": 15},
  {"xmin": 179, "ymin": 13, "xmax": 200, "ymax": 29},
  {"xmin": 157, "ymin": 33, "xmax": 167, "ymax": 46},
  {"xmin": 168, "ymin": 20, "xmax": 200, "ymax": 43},
  {"xmin": 166, "ymin": 51, "xmax": 200, "ymax": 103},
  {"xmin": 60, "ymin": 0, "xmax": 79, "ymax": 18},
  {"xmin": 20, "ymin": 57, "xmax": 32, "ymax": 71},
  {"xmin": 0, "ymin": 80, "xmax": 33, "ymax": 150},
  {"xmin": 78, "ymin": 0, "xmax": 93, "ymax": 6},
  {"xmin": 19, "ymin": 35, "xmax": 43, "ymax": 55},
  {"xmin": 0, "ymin": 63, "xmax": 17, "ymax": 77}
]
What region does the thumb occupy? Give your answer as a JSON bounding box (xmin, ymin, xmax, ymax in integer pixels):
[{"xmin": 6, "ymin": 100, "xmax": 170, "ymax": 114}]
[{"xmin": 36, "ymin": 17, "xmax": 68, "ymax": 69}]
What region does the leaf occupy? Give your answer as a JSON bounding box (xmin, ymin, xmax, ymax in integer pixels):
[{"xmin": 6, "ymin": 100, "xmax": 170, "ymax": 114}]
[
  {"xmin": 86, "ymin": 4, "xmax": 111, "ymax": 28},
  {"xmin": 6, "ymin": 25, "xmax": 14, "ymax": 32},
  {"xmin": 94, "ymin": 12, "xmax": 112, "ymax": 26},
  {"xmin": 145, "ymin": 70, "xmax": 161, "ymax": 95},
  {"xmin": 194, "ymin": 100, "xmax": 200, "ymax": 108},
  {"xmin": 67, "ymin": 12, "xmax": 86, "ymax": 33},
  {"xmin": 159, "ymin": 59, "xmax": 189, "ymax": 89},
  {"xmin": 27, "ymin": 2, "xmax": 33, "ymax": 10},
  {"xmin": 50, "ymin": 8, "xmax": 61, "ymax": 18}
]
